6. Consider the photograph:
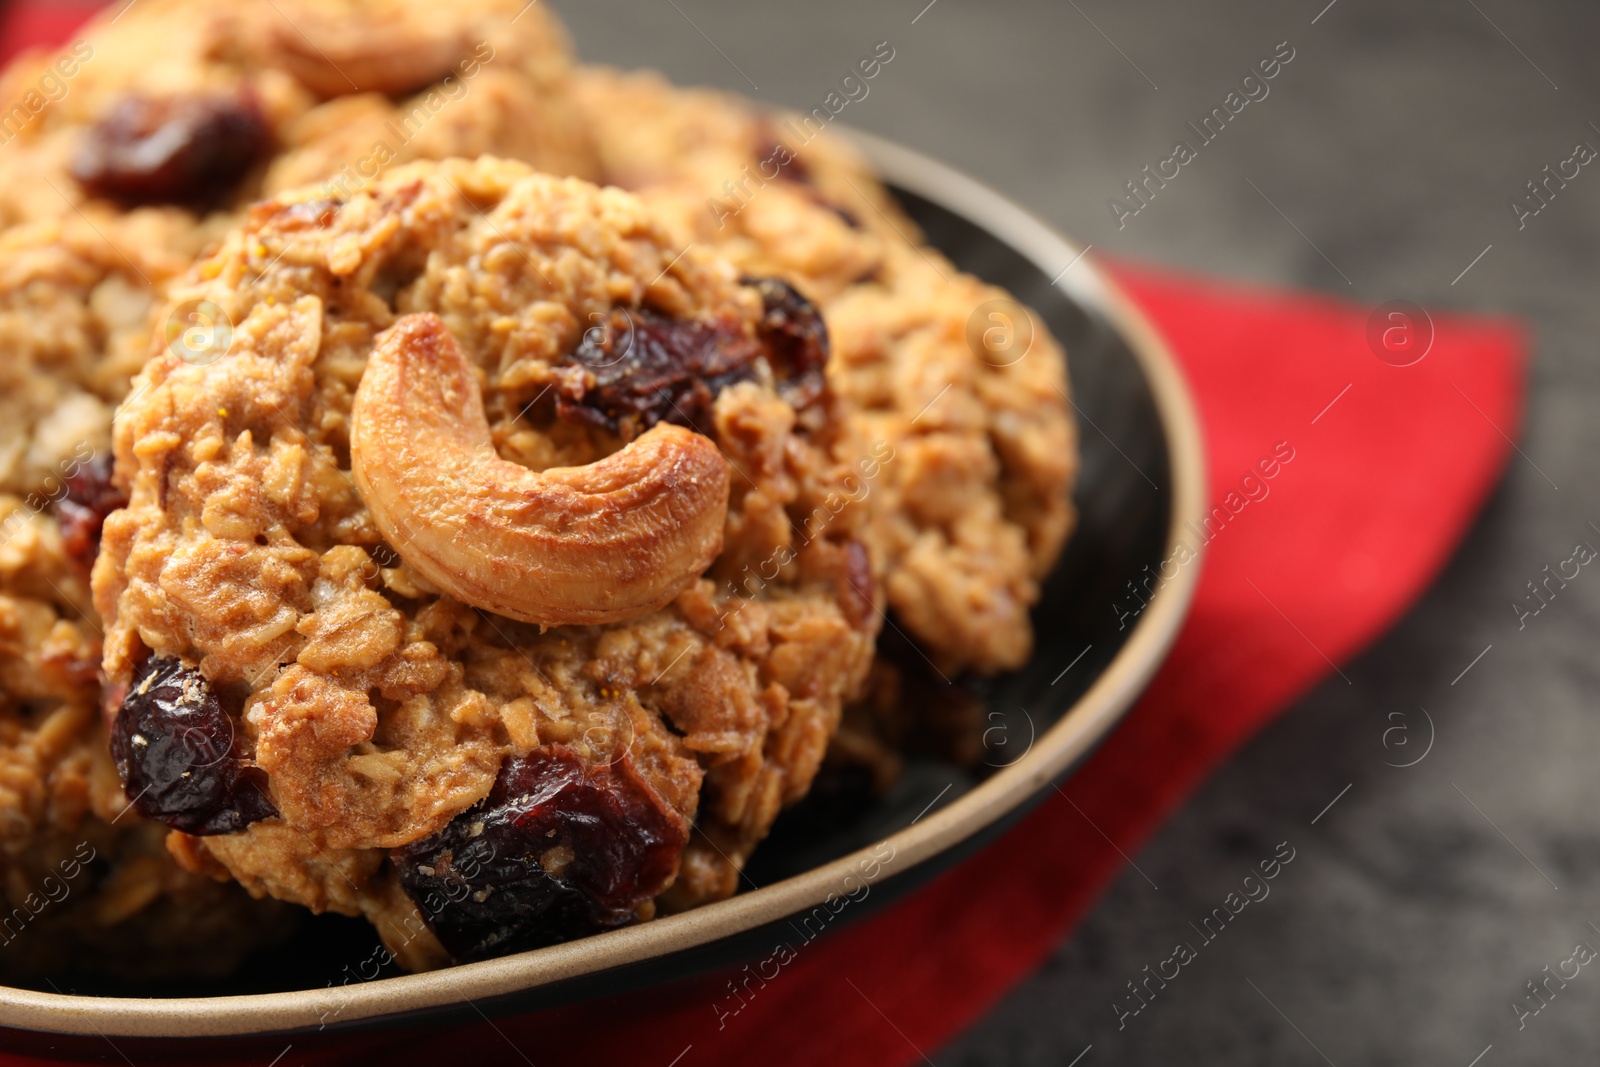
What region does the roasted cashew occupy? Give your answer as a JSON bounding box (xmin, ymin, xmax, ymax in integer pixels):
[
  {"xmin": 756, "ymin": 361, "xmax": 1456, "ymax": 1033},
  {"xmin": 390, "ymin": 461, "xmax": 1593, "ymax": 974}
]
[
  {"xmin": 351, "ymin": 313, "xmax": 730, "ymax": 626},
  {"xmin": 263, "ymin": 3, "xmax": 472, "ymax": 98}
]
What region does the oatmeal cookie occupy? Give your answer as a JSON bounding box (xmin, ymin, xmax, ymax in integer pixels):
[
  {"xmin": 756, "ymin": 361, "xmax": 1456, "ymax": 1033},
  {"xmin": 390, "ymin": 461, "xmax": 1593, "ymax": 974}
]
[
  {"xmin": 574, "ymin": 67, "xmax": 905, "ymax": 304},
  {"xmin": 825, "ymin": 239, "xmax": 1075, "ymax": 673},
  {"xmin": 0, "ymin": 213, "xmax": 194, "ymax": 499},
  {"xmin": 0, "ymin": 0, "xmax": 601, "ymax": 505},
  {"xmin": 0, "ymin": 0, "xmax": 595, "ymax": 228},
  {"xmin": 0, "ymin": 0, "xmax": 606, "ymax": 526},
  {"xmin": 0, "ymin": 217, "xmax": 305, "ymax": 977},
  {"xmin": 575, "ymin": 69, "xmax": 1077, "ymax": 673},
  {"xmin": 0, "ymin": 491, "xmax": 291, "ymax": 978},
  {"xmin": 93, "ymin": 159, "xmax": 878, "ymax": 968},
  {"xmin": 0, "ymin": 0, "xmax": 607, "ymax": 973}
]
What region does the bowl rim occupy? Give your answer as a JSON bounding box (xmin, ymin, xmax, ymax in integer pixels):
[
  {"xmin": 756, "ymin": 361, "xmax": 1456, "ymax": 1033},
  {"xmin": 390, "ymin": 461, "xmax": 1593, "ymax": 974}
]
[{"xmin": 0, "ymin": 129, "xmax": 1209, "ymax": 1039}]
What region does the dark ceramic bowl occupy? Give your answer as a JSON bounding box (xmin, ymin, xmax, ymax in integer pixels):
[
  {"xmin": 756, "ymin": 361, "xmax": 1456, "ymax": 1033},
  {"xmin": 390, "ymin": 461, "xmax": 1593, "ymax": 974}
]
[{"xmin": 0, "ymin": 130, "xmax": 1207, "ymax": 1049}]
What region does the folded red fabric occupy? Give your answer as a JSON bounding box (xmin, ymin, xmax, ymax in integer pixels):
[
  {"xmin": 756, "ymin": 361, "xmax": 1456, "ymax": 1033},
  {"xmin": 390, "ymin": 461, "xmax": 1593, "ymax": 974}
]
[
  {"xmin": 0, "ymin": 0, "xmax": 98, "ymax": 66},
  {"xmin": 0, "ymin": 9, "xmax": 1526, "ymax": 1064}
]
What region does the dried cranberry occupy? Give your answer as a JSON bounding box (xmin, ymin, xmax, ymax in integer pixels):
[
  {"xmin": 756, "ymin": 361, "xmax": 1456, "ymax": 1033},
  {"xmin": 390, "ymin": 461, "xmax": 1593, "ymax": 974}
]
[
  {"xmin": 72, "ymin": 91, "xmax": 271, "ymax": 208},
  {"xmin": 555, "ymin": 308, "xmax": 763, "ymax": 436},
  {"xmin": 554, "ymin": 279, "xmax": 829, "ymax": 437},
  {"xmin": 746, "ymin": 276, "xmax": 829, "ymax": 412},
  {"xmin": 394, "ymin": 745, "xmax": 689, "ymax": 962},
  {"xmin": 55, "ymin": 455, "xmax": 126, "ymax": 575},
  {"xmin": 109, "ymin": 657, "xmax": 277, "ymax": 836}
]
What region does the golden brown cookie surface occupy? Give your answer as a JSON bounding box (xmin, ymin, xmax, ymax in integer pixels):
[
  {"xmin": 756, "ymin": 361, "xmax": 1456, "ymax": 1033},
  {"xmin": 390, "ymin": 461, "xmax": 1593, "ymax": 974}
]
[
  {"xmin": 0, "ymin": 488, "xmax": 293, "ymax": 978},
  {"xmin": 0, "ymin": 0, "xmax": 595, "ymax": 224},
  {"xmin": 575, "ymin": 68, "xmax": 1077, "ymax": 674},
  {"xmin": 93, "ymin": 159, "xmax": 878, "ymax": 966},
  {"xmin": 0, "ymin": 0, "xmax": 604, "ymax": 975}
]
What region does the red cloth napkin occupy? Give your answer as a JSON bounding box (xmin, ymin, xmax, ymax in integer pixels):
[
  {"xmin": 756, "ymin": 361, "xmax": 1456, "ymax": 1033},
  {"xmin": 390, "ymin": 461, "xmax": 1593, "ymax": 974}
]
[
  {"xmin": 0, "ymin": 0, "xmax": 99, "ymax": 66},
  {"xmin": 0, "ymin": 7, "xmax": 1527, "ymax": 1064}
]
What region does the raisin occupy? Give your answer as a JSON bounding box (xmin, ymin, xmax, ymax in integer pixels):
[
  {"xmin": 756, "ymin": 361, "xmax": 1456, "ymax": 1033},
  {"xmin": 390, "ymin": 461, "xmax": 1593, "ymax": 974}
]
[
  {"xmin": 394, "ymin": 745, "xmax": 689, "ymax": 963},
  {"xmin": 109, "ymin": 657, "xmax": 277, "ymax": 836},
  {"xmin": 746, "ymin": 276, "xmax": 829, "ymax": 413},
  {"xmin": 555, "ymin": 308, "xmax": 763, "ymax": 436},
  {"xmin": 837, "ymin": 540, "xmax": 876, "ymax": 630},
  {"xmin": 55, "ymin": 455, "xmax": 126, "ymax": 576},
  {"xmin": 72, "ymin": 91, "xmax": 271, "ymax": 208},
  {"xmin": 554, "ymin": 279, "xmax": 829, "ymax": 437}
]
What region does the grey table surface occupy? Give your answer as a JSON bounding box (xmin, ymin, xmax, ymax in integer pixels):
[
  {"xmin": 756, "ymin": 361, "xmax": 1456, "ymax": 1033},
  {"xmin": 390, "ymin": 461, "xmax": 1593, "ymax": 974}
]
[{"xmin": 554, "ymin": 1, "xmax": 1599, "ymax": 1063}]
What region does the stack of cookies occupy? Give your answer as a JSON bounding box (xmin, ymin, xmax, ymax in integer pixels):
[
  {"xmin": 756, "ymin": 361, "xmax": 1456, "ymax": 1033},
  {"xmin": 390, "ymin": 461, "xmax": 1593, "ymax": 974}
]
[{"xmin": 0, "ymin": 0, "xmax": 1075, "ymax": 975}]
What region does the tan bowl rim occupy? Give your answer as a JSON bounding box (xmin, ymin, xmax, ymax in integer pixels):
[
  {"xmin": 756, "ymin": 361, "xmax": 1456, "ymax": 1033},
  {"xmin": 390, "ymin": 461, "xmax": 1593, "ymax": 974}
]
[{"xmin": 0, "ymin": 129, "xmax": 1209, "ymax": 1039}]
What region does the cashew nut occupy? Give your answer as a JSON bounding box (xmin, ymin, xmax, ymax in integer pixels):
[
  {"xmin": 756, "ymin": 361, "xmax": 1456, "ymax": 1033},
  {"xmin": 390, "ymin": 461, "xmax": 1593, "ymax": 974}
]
[
  {"xmin": 263, "ymin": 4, "xmax": 471, "ymax": 99},
  {"xmin": 350, "ymin": 313, "xmax": 730, "ymax": 626}
]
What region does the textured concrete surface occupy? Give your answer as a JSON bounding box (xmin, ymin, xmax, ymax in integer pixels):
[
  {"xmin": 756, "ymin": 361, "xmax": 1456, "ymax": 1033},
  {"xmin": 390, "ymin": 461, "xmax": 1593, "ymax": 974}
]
[{"xmin": 555, "ymin": 1, "xmax": 1600, "ymax": 1062}]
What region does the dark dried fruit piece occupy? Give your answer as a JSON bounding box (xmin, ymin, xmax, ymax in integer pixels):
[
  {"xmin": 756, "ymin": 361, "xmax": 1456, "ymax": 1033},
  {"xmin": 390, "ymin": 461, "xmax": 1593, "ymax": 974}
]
[
  {"xmin": 553, "ymin": 278, "xmax": 830, "ymax": 438},
  {"xmin": 72, "ymin": 91, "xmax": 271, "ymax": 208},
  {"xmin": 555, "ymin": 308, "xmax": 762, "ymax": 437},
  {"xmin": 109, "ymin": 656, "xmax": 278, "ymax": 835},
  {"xmin": 395, "ymin": 744, "xmax": 690, "ymax": 963},
  {"xmin": 815, "ymin": 196, "xmax": 864, "ymax": 232},
  {"xmin": 751, "ymin": 130, "xmax": 863, "ymax": 228},
  {"xmin": 836, "ymin": 539, "xmax": 876, "ymax": 630},
  {"xmin": 55, "ymin": 455, "xmax": 126, "ymax": 575},
  {"xmin": 754, "ymin": 131, "xmax": 811, "ymax": 185},
  {"xmin": 746, "ymin": 275, "xmax": 829, "ymax": 413}
]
